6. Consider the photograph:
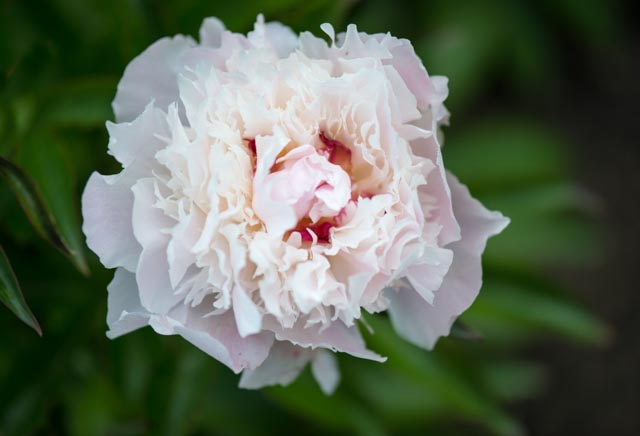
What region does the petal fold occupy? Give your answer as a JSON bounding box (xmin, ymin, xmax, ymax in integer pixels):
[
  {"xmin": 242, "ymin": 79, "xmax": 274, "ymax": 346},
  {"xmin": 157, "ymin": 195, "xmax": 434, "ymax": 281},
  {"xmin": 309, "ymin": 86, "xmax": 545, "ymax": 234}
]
[{"xmin": 388, "ymin": 173, "xmax": 509, "ymax": 349}]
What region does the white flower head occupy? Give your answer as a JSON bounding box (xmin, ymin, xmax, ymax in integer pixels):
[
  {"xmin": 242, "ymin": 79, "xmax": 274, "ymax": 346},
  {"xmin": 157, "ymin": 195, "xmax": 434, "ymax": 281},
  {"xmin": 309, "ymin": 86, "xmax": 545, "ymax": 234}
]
[{"xmin": 82, "ymin": 15, "xmax": 509, "ymax": 394}]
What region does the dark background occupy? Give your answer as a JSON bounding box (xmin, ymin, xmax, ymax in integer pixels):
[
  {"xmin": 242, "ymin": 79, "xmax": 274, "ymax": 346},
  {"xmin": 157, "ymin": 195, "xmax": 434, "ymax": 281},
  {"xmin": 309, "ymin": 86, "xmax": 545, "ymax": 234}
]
[
  {"xmin": 515, "ymin": 4, "xmax": 640, "ymax": 433},
  {"xmin": 0, "ymin": 0, "xmax": 638, "ymax": 435}
]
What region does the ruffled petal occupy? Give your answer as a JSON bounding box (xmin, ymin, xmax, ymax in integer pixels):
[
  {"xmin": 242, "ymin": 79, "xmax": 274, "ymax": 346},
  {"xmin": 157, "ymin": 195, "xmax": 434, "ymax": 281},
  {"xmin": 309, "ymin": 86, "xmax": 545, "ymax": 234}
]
[
  {"xmin": 405, "ymin": 245, "xmax": 453, "ymax": 304},
  {"xmin": 106, "ymin": 268, "xmax": 150, "ymax": 338},
  {"xmin": 131, "ymin": 178, "xmax": 180, "ymax": 314},
  {"xmin": 106, "ymin": 102, "xmax": 169, "ymax": 168},
  {"xmin": 311, "ymin": 349, "xmax": 340, "ymax": 395},
  {"xmin": 380, "ymin": 36, "xmax": 447, "ymax": 113},
  {"xmin": 232, "ymin": 286, "xmax": 263, "ymax": 337},
  {"xmin": 248, "ymin": 14, "xmax": 298, "ymax": 58},
  {"xmin": 266, "ymin": 318, "xmax": 386, "ymax": 362},
  {"xmin": 388, "ymin": 173, "xmax": 509, "ymax": 349},
  {"xmin": 239, "ymin": 341, "xmax": 312, "ymax": 389},
  {"xmin": 82, "ymin": 172, "xmax": 141, "ymax": 272},
  {"xmin": 413, "ymin": 132, "xmax": 461, "ymax": 246},
  {"xmin": 113, "ymin": 35, "xmax": 196, "ymax": 123},
  {"xmin": 174, "ymin": 306, "xmax": 274, "ymax": 373},
  {"xmin": 199, "ymin": 17, "xmax": 225, "ymax": 47},
  {"xmin": 83, "ymin": 104, "xmax": 171, "ymax": 273}
]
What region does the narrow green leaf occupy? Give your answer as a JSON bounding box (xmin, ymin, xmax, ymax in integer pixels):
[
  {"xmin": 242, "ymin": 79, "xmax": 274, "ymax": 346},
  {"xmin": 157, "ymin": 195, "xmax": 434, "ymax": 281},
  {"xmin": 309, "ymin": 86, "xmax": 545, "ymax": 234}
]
[
  {"xmin": 0, "ymin": 245, "xmax": 42, "ymax": 335},
  {"xmin": 364, "ymin": 316, "xmax": 524, "ymax": 436},
  {"xmin": 480, "ymin": 183, "xmax": 600, "ymax": 269},
  {"xmin": 450, "ymin": 320, "xmax": 484, "ymax": 342},
  {"xmin": 266, "ymin": 370, "xmax": 387, "ymax": 436},
  {"xmin": 477, "ymin": 360, "xmax": 547, "ymax": 402},
  {"xmin": 16, "ymin": 134, "xmax": 90, "ymax": 275},
  {"xmin": 464, "ymin": 279, "xmax": 611, "ymax": 345},
  {"xmin": 0, "ymin": 156, "xmax": 77, "ymax": 263},
  {"xmin": 341, "ymin": 359, "xmax": 447, "ymax": 423}
]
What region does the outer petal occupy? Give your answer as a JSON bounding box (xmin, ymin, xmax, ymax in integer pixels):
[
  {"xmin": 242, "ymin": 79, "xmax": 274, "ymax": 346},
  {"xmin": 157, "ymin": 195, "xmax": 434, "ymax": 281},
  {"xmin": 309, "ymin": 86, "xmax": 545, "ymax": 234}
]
[
  {"xmin": 106, "ymin": 269, "xmax": 273, "ymax": 373},
  {"xmin": 388, "ymin": 173, "xmax": 509, "ymax": 349},
  {"xmin": 106, "ymin": 102, "xmax": 170, "ymax": 168},
  {"xmin": 248, "ymin": 15, "xmax": 298, "ymax": 58},
  {"xmin": 266, "ymin": 318, "xmax": 386, "ymax": 362},
  {"xmin": 173, "ymin": 306, "xmax": 275, "ymax": 373},
  {"xmin": 106, "ymin": 268, "xmax": 150, "ymax": 338},
  {"xmin": 82, "ymin": 104, "xmax": 169, "ymax": 272},
  {"xmin": 405, "ymin": 245, "xmax": 453, "ymax": 304},
  {"xmin": 199, "ymin": 17, "xmax": 225, "ymax": 47},
  {"xmin": 413, "ymin": 131, "xmax": 461, "ymax": 246},
  {"xmin": 232, "ymin": 286, "xmax": 263, "ymax": 338},
  {"xmin": 239, "ymin": 341, "xmax": 313, "ymax": 389},
  {"xmin": 112, "ymin": 35, "xmax": 196, "ymax": 123},
  {"xmin": 380, "ymin": 36, "xmax": 447, "ymax": 113},
  {"xmin": 82, "ymin": 173, "xmax": 141, "ymax": 272},
  {"xmin": 311, "ymin": 350, "xmax": 340, "ymax": 395},
  {"xmin": 131, "ymin": 178, "xmax": 180, "ymax": 314}
]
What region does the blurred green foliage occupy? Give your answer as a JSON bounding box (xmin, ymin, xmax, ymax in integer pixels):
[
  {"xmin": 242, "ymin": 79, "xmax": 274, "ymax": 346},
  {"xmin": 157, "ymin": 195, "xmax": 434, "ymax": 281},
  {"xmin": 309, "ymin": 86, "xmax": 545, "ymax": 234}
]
[{"xmin": 0, "ymin": 0, "xmax": 620, "ymax": 434}]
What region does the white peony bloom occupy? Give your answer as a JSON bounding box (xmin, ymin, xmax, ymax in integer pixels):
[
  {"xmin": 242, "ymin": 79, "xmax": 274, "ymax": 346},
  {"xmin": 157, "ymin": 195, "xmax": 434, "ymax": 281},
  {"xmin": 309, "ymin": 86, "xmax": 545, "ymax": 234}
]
[{"xmin": 82, "ymin": 15, "xmax": 509, "ymax": 394}]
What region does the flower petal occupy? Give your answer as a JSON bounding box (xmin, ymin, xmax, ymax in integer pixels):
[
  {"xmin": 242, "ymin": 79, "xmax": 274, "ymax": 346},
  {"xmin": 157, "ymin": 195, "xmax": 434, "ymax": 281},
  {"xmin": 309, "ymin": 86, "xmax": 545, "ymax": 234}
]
[
  {"xmin": 388, "ymin": 173, "xmax": 509, "ymax": 349},
  {"xmin": 175, "ymin": 306, "xmax": 274, "ymax": 373},
  {"xmin": 232, "ymin": 286, "xmax": 263, "ymax": 337},
  {"xmin": 131, "ymin": 178, "xmax": 180, "ymax": 314},
  {"xmin": 113, "ymin": 35, "xmax": 196, "ymax": 123},
  {"xmin": 239, "ymin": 341, "xmax": 312, "ymax": 389},
  {"xmin": 199, "ymin": 17, "xmax": 225, "ymax": 47},
  {"xmin": 266, "ymin": 318, "xmax": 386, "ymax": 362},
  {"xmin": 248, "ymin": 15, "xmax": 298, "ymax": 58},
  {"xmin": 83, "ymin": 104, "xmax": 171, "ymax": 273},
  {"xmin": 414, "ymin": 132, "xmax": 461, "ymax": 246},
  {"xmin": 311, "ymin": 349, "xmax": 340, "ymax": 395},
  {"xmin": 106, "ymin": 102, "xmax": 169, "ymax": 168},
  {"xmin": 82, "ymin": 172, "xmax": 141, "ymax": 272},
  {"xmin": 106, "ymin": 268, "xmax": 150, "ymax": 338},
  {"xmin": 405, "ymin": 245, "xmax": 453, "ymax": 304}
]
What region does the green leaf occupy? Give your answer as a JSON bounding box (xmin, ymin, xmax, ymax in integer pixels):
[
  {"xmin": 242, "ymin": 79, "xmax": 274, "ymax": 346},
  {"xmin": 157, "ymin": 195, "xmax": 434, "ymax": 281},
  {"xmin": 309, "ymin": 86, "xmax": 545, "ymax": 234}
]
[
  {"xmin": 341, "ymin": 359, "xmax": 447, "ymax": 423},
  {"xmin": 464, "ymin": 279, "xmax": 611, "ymax": 345},
  {"xmin": 450, "ymin": 320, "xmax": 484, "ymax": 342},
  {"xmin": 16, "ymin": 134, "xmax": 90, "ymax": 275},
  {"xmin": 0, "ymin": 245, "xmax": 41, "ymax": 335},
  {"xmin": 0, "ymin": 156, "xmax": 79, "ymax": 266},
  {"xmin": 364, "ymin": 316, "xmax": 524, "ymax": 436},
  {"xmin": 477, "ymin": 360, "xmax": 547, "ymax": 402},
  {"xmin": 481, "ymin": 183, "xmax": 599, "ymax": 269},
  {"xmin": 266, "ymin": 370, "xmax": 387, "ymax": 436}
]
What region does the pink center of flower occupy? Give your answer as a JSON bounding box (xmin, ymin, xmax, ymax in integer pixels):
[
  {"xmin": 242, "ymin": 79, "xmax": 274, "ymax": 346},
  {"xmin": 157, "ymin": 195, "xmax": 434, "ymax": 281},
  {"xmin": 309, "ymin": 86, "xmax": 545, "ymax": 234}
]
[
  {"xmin": 250, "ymin": 132, "xmax": 354, "ymax": 243},
  {"xmin": 319, "ymin": 131, "xmax": 352, "ymax": 173},
  {"xmin": 247, "ymin": 138, "xmax": 257, "ymax": 156},
  {"xmin": 294, "ymin": 220, "xmax": 334, "ymax": 243}
]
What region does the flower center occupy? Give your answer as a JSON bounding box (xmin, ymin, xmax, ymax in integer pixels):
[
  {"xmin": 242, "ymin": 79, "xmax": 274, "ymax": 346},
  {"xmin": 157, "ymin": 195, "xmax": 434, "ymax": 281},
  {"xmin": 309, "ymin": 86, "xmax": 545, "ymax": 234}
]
[
  {"xmin": 319, "ymin": 132, "xmax": 352, "ymax": 174},
  {"xmin": 250, "ymin": 132, "xmax": 353, "ymax": 243}
]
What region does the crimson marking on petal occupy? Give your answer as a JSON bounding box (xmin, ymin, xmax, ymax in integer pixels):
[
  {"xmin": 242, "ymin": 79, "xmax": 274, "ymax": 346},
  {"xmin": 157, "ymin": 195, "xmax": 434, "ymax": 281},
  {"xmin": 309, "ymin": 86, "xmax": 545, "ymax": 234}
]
[
  {"xmin": 295, "ymin": 221, "xmax": 334, "ymax": 244},
  {"xmin": 319, "ymin": 131, "xmax": 352, "ymax": 169},
  {"xmin": 245, "ymin": 138, "xmax": 257, "ymax": 174},
  {"xmin": 247, "ymin": 138, "xmax": 257, "ymax": 156}
]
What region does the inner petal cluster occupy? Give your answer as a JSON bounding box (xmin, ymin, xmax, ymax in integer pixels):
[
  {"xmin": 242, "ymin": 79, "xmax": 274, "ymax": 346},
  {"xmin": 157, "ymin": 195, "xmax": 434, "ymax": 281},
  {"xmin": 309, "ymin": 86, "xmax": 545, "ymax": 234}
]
[{"xmin": 252, "ymin": 133, "xmax": 352, "ymax": 244}]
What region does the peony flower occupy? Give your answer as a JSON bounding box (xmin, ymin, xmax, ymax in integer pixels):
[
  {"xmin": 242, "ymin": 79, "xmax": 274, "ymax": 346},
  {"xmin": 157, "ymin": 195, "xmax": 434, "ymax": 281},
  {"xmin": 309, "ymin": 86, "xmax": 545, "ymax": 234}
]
[{"xmin": 82, "ymin": 15, "xmax": 508, "ymax": 394}]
